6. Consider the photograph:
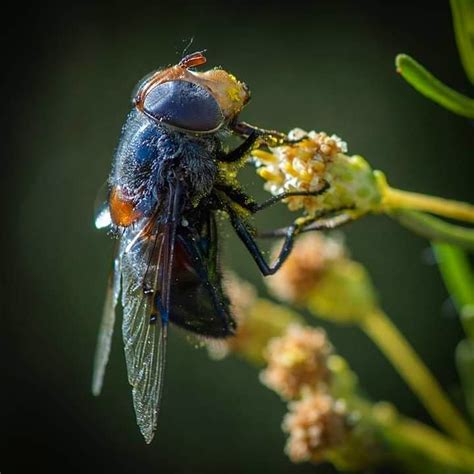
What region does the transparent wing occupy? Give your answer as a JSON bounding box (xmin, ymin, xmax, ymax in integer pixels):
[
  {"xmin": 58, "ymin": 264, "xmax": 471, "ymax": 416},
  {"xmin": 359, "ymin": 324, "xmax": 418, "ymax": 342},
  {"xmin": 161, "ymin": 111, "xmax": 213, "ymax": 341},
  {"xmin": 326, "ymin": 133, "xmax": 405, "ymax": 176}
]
[
  {"xmin": 92, "ymin": 254, "xmax": 121, "ymax": 396},
  {"xmin": 94, "ymin": 180, "xmax": 112, "ymax": 230},
  {"xmin": 121, "ymin": 222, "xmax": 169, "ymax": 444},
  {"xmin": 95, "ymin": 204, "xmax": 112, "ymax": 229}
]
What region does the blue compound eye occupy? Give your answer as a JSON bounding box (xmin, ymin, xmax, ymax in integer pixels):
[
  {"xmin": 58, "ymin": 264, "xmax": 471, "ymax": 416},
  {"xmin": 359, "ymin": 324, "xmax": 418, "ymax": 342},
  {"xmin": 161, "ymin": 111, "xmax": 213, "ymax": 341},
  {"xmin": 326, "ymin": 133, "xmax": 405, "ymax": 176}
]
[{"xmin": 142, "ymin": 80, "xmax": 224, "ymax": 133}]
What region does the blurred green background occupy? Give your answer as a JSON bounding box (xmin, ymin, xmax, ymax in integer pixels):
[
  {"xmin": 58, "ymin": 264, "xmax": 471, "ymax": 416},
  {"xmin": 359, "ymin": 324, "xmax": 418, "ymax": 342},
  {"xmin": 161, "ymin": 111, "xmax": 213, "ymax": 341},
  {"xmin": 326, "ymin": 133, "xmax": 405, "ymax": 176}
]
[{"xmin": 4, "ymin": 1, "xmax": 473, "ymax": 472}]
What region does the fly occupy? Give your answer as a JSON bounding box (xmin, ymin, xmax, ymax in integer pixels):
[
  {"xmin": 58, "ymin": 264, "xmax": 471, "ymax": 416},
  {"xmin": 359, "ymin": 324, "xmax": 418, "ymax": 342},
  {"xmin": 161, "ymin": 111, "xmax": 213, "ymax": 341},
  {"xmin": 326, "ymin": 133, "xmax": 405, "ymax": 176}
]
[{"xmin": 91, "ymin": 51, "xmax": 330, "ymax": 443}]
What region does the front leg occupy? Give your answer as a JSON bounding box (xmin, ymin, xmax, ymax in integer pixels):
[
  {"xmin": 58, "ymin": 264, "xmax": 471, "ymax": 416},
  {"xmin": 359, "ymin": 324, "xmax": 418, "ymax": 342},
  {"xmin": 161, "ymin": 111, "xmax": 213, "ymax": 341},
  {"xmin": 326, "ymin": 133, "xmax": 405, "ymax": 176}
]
[
  {"xmin": 231, "ymin": 121, "xmax": 289, "ymax": 147},
  {"xmin": 221, "ymin": 120, "xmax": 306, "ymax": 163},
  {"xmin": 218, "ymin": 131, "xmax": 258, "ymax": 163},
  {"xmin": 215, "ymin": 182, "xmax": 330, "ymax": 214}
]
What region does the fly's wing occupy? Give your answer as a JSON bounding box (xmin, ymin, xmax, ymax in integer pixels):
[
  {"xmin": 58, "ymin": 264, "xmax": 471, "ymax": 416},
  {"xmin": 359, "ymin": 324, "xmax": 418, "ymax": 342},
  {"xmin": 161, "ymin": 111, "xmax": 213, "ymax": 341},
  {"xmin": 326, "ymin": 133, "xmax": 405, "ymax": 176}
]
[
  {"xmin": 91, "ymin": 253, "xmax": 121, "ymax": 396},
  {"xmin": 121, "ymin": 182, "xmax": 184, "ymax": 444},
  {"xmin": 121, "ymin": 220, "xmax": 168, "ymax": 444},
  {"xmin": 94, "ymin": 179, "xmax": 112, "ymax": 230}
]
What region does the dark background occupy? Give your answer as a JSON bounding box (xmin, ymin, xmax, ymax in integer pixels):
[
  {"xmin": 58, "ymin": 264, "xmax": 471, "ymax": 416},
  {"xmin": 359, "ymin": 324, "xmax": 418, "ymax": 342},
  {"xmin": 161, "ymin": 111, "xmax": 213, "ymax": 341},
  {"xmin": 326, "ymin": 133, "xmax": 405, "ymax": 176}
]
[{"xmin": 3, "ymin": 1, "xmax": 473, "ymax": 473}]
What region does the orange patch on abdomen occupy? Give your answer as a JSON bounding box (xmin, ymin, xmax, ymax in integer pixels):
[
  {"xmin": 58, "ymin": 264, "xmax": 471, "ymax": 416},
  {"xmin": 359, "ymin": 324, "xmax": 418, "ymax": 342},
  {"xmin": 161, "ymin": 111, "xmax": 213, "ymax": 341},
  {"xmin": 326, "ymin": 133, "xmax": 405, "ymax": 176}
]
[{"xmin": 109, "ymin": 187, "xmax": 141, "ymax": 227}]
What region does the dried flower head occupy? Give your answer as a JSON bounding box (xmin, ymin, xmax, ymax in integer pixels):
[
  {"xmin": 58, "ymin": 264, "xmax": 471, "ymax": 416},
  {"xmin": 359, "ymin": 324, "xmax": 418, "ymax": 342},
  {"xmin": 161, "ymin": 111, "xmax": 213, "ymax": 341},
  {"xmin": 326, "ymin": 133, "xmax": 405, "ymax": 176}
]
[
  {"xmin": 207, "ymin": 273, "xmax": 301, "ymax": 363},
  {"xmin": 265, "ymin": 232, "xmax": 378, "ymax": 324},
  {"xmin": 252, "ymin": 128, "xmax": 382, "ymax": 217},
  {"xmin": 260, "ymin": 324, "xmax": 332, "ymax": 399},
  {"xmin": 266, "ymin": 233, "xmax": 346, "ymax": 304},
  {"xmin": 283, "ymin": 392, "xmax": 349, "ymax": 463}
]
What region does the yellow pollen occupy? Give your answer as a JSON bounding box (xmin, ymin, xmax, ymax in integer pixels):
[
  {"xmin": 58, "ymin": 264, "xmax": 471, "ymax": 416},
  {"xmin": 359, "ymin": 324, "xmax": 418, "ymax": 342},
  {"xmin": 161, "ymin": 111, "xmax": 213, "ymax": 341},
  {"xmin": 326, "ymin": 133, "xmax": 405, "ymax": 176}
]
[
  {"xmin": 305, "ymin": 172, "xmax": 317, "ymax": 182},
  {"xmin": 313, "ymin": 161, "xmax": 325, "ymax": 172},
  {"xmin": 253, "ymin": 149, "xmax": 278, "ymax": 163},
  {"xmin": 227, "ymin": 86, "xmax": 241, "ymax": 102},
  {"xmin": 320, "ymin": 144, "xmax": 331, "ymax": 155},
  {"xmin": 283, "ymin": 162, "xmax": 299, "ymax": 177},
  {"xmin": 258, "ymin": 168, "xmax": 282, "ymax": 182}
]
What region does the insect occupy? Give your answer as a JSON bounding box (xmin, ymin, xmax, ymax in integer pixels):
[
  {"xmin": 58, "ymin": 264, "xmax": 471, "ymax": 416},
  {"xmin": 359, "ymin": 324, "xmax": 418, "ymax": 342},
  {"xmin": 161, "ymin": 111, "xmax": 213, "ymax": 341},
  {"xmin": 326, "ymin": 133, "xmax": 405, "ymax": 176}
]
[{"xmin": 91, "ymin": 52, "xmax": 331, "ymax": 443}]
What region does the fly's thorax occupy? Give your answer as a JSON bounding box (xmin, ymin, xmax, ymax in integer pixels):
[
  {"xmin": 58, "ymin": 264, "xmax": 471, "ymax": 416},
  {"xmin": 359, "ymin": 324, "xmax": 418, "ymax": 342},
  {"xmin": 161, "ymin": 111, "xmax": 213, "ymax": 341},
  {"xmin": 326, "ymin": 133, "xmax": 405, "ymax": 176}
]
[{"xmin": 154, "ymin": 128, "xmax": 220, "ymax": 203}]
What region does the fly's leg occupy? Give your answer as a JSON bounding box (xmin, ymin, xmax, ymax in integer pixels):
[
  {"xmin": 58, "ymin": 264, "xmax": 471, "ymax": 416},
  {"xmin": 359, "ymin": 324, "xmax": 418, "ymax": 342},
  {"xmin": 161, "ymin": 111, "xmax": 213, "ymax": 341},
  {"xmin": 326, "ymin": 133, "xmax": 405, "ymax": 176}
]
[
  {"xmin": 249, "ymin": 184, "xmax": 330, "ymax": 212},
  {"xmin": 231, "ymin": 121, "xmax": 290, "ymax": 146},
  {"xmin": 226, "ymin": 204, "xmax": 299, "ymax": 276},
  {"xmin": 215, "ymin": 182, "xmax": 330, "ymax": 214},
  {"xmin": 257, "ymin": 211, "xmax": 355, "ymax": 238},
  {"xmin": 216, "ymin": 181, "xmax": 348, "ymax": 276},
  {"xmin": 300, "ymin": 212, "xmax": 355, "ymax": 232},
  {"xmin": 228, "ymin": 207, "xmax": 354, "ymax": 276},
  {"xmin": 218, "ymin": 131, "xmax": 259, "ymax": 163},
  {"xmin": 220, "ymin": 120, "xmax": 301, "ymax": 163}
]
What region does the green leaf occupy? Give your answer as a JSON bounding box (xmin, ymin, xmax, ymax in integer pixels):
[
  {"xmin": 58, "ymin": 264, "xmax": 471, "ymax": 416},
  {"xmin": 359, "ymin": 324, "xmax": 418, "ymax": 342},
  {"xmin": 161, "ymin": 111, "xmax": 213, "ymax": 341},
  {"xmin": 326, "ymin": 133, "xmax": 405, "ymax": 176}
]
[
  {"xmin": 395, "ymin": 54, "xmax": 474, "ymax": 118},
  {"xmin": 451, "ymin": 0, "xmax": 474, "ymax": 84},
  {"xmin": 391, "ymin": 210, "xmax": 474, "ymax": 252}
]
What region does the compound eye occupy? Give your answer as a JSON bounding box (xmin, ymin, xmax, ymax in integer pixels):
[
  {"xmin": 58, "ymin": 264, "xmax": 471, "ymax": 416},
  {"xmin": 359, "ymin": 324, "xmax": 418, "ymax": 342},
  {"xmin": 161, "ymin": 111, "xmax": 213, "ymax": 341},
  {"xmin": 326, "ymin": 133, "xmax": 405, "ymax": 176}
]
[
  {"xmin": 142, "ymin": 80, "xmax": 224, "ymax": 133},
  {"xmin": 131, "ymin": 70, "xmax": 159, "ymax": 103}
]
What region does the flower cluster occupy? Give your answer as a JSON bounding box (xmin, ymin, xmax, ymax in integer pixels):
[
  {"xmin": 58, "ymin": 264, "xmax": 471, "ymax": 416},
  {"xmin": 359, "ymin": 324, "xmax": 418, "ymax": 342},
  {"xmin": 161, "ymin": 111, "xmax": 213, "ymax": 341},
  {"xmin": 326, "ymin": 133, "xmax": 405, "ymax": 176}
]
[
  {"xmin": 204, "ymin": 232, "xmax": 474, "ymax": 471},
  {"xmin": 283, "ymin": 392, "xmax": 349, "ymax": 463},
  {"xmin": 267, "ymin": 232, "xmax": 346, "ymax": 304},
  {"xmin": 261, "ymin": 324, "xmax": 353, "ymax": 464},
  {"xmin": 252, "ymin": 128, "xmax": 382, "ymax": 218},
  {"xmin": 267, "ymin": 233, "xmax": 377, "ymax": 323},
  {"xmin": 253, "ymin": 129, "xmax": 347, "ymax": 214},
  {"xmin": 260, "ymin": 324, "xmax": 332, "ymax": 399}
]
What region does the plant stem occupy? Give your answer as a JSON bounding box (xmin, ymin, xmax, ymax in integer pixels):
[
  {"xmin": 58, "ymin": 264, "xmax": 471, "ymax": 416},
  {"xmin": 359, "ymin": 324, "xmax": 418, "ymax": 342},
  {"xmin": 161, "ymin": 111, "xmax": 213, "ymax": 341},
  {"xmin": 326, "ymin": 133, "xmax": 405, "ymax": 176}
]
[
  {"xmin": 383, "ymin": 186, "xmax": 474, "ymax": 223},
  {"xmin": 390, "ymin": 209, "xmax": 474, "ymax": 251},
  {"xmin": 433, "ymin": 242, "xmax": 474, "ymax": 339},
  {"xmin": 456, "ymin": 339, "xmax": 474, "ymax": 423},
  {"xmin": 433, "ymin": 242, "xmax": 474, "ymax": 422},
  {"xmin": 377, "ymin": 412, "xmax": 474, "ymax": 471},
  {"xmin": 361, "ymin": 309, "xmax": 474, "ymax": 445}
]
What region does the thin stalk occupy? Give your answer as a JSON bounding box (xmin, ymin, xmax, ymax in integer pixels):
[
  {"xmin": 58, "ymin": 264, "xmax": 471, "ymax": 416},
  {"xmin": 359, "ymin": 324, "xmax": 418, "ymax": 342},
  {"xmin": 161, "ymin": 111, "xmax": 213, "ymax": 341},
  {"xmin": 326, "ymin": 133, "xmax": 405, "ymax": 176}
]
[
  {"xmin": 390, "ymin": 209, "xmax": 474, "ymax": 251},
  {"xmin": 379, "ymin": 413, "xmax": 474, "ymax": 471},
  {"xmin": 433, "ymin": 242, "xmax": 474, "ymax": 339},
  {"xmin": 361, "ymin": 309, "xmax": 474, "ymax": 445},
  {"xmin": 383, "ymin": 186, "xmax": 474, "ymax": 223}
]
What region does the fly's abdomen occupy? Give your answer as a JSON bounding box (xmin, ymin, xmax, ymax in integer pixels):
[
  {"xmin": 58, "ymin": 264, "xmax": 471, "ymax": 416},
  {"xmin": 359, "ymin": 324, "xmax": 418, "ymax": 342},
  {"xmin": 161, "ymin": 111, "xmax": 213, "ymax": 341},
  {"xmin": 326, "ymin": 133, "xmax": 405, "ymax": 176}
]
[
  {"xmin": 109, "ymin": 187, "xmax": 142, "ymax": 227},
  {"xmin": 162, "ymin": 224, "xmax": 235, "ymax": 338},
  {"xmin": 109, "ymin": 110, "xmax": 166, "ymax": 226}
]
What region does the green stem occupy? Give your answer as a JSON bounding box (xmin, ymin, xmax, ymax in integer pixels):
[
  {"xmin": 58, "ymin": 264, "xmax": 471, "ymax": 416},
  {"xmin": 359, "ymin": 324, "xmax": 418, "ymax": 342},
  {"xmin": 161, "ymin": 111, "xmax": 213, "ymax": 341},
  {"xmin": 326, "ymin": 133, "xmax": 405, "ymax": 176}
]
[
  {"xmin": 390, "ymin": 209, "xmax": 474, "ymax": 251},
  {"xmin": 383, "ymin": 186, "xmax": 474, "ymax": 223},
  {"xmin": 395, "ymin": 54, "xmax": 474, "ymax": 118},
  {"xmin": 456, "ymin": 339, "xmax": 474, "ymax": 422},
  {"xmin": 361, "ymin": 309, "xmax": 474, "ymax": 445},
  {"xmin": 433, "ymin": 242, "xmax": 474, "ymax": 339},
  {"xmin": 433, "ymin": 242, "xmax": 474, "ymax": 424},
  {"xmin": 377, "ymin": 411, "xmax": 474, "ymax": 471}
]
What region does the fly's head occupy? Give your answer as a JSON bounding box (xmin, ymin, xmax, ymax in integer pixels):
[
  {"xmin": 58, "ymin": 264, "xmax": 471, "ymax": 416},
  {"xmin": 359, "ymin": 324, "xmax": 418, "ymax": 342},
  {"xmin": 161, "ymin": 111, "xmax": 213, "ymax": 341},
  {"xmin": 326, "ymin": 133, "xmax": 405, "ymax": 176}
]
[{"xmin": 133, "ymin": 51, "xmax": 250, "ymax": 134}]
